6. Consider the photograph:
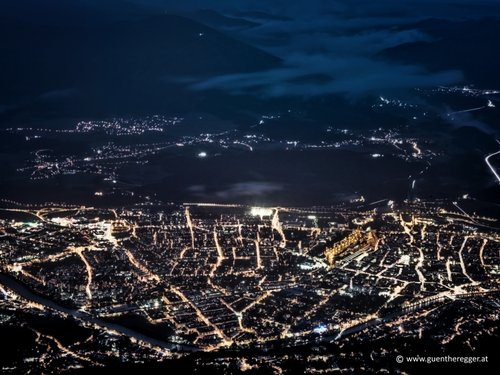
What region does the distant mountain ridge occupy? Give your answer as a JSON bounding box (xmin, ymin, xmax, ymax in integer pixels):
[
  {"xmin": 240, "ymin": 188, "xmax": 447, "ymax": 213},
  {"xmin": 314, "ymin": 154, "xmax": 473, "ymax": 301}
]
[{"xmin": 379, "ymin": 18, "xmax": 500, "ymax": 87}]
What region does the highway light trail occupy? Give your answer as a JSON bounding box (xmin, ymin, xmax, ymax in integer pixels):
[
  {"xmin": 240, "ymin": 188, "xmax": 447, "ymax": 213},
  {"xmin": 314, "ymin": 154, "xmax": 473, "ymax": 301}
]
[
  {"xmin": 446, "ymin": 258, "xmax": 453, "ymax": 282},
  {"xmin": 124, "ymin": 249, "xmax": 160, "ymax": 282},
  {"xmin": 271, "ymin": 208, "xmax": 286, "ymax": 248},
  {"xmin": 415, "ymin": 246, "xmax": 426, "ymax": 291},
  {"xmin": 485, "ymin": 143, "xmax": 500, "ymax": 184},
  {"xmin": 458, "ymin": 237, "xmax": 476, "ymax": 285},
  {"xmin": 19, "ymin": 269, "xmax": 45, "ymax": 285},
  {"xmin": 436, "ymin": 232, "xmax": 443, "ymax": 260},
  {"xmin": 399, "ymin": 214, "xmax": 414, "ymax": 245},
  {"xmin": 218, "ymin": 298, "xmax": 255, "ymax": 334},
  {"xmin": 452, "ymin": 201, "xmax": 479, "ymax": 225},
  {"xmin": 74, "ymin": 248, "xmax": 93, "ymax": 301},
  {"xmin": 447, "ymin": 106, "xmax": 486, "ymax": 115},
  {"xmin": 210, "ymin": 229, "xmax": 225, "ymax": 277},
  {"xmin": 479, "ymin": 239, "xmax": 487, "ymax": 269},
  {"xmin": 185, "ymin": 207, "xmax": 195, "ymax": 250},
  {"xmin": 410, "ymin": 141, "xmax": 422, "ymax": 157},
  {"xmin": 255, "ymin": 231, "xmax": 262, "ymax": 269},
  {"xmin": 0, "ymin": 286, "xmax": 9, "ymax": 298}
]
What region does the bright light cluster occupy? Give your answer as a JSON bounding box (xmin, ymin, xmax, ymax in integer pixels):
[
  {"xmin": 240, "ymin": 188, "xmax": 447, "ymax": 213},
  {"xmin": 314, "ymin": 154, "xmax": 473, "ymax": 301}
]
[{"xmin": 250, "ymin": 207, "xmax": 273, "ymax": 217}]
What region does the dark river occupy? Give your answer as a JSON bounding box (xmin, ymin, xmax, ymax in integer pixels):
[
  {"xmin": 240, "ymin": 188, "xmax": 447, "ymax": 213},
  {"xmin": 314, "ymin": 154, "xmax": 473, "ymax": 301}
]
[{"xmin": 0, "ymin": 273, "xmax": 198, "ymax": 352}]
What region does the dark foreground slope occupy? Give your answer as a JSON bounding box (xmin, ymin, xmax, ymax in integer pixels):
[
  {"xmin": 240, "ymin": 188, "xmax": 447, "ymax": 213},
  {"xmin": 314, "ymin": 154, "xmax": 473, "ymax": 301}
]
[{"xmin": 0, "ymin": 13, "xmax": 280, "ymax": 121}]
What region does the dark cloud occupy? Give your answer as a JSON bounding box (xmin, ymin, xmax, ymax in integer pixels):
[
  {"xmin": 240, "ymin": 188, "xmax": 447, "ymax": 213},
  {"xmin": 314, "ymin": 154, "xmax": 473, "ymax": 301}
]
[
  {"xmin": 214, "ymin": 182, "xmax": 283, "ymax": 199},
  {"xmin": 191, "ymin": 24, "xmax": 462, "ymax": 97},
  {"xmin": 192, "ymin": 59, "xmax": 462, "ymax": 97},
  {"xmin": 188, "ymin": 182, "xmax": 283, "ymax": 199}
]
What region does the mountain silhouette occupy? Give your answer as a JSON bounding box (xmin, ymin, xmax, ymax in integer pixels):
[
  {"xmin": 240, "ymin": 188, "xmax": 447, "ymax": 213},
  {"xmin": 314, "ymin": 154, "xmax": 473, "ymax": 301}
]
[{"xmin": 0, "ymin": 13, "xmax": 280, "ymax": 120}]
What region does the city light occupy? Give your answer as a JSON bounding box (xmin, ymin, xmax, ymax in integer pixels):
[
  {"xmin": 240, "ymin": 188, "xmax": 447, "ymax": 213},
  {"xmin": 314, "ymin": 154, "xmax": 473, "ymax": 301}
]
[{"xmin": 250, "ymin": 207, "xmax": 273, "ymax": 217}]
